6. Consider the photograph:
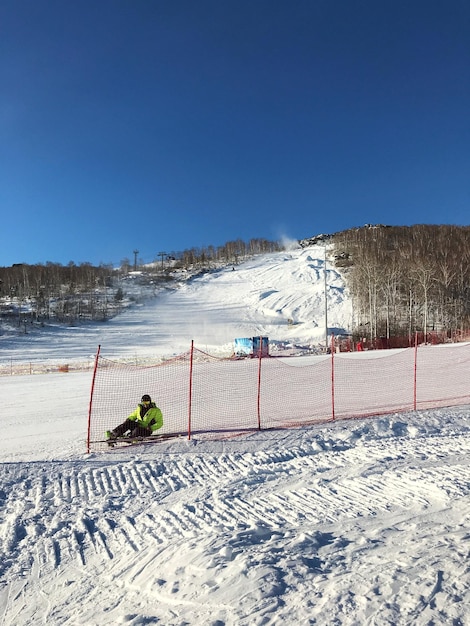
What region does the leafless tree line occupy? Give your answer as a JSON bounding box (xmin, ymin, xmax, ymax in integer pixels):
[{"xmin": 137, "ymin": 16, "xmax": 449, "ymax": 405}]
[
  {"xmin": 160, "ymin": 238, "xmax": 282, "ymax": 269},
  {"xmin": 0, "ymin": 261, "xmax": 116, "ymax": 324},
  {"xmin": 334, "ymin": 224, "xmax": 470, "ymax": 341}
]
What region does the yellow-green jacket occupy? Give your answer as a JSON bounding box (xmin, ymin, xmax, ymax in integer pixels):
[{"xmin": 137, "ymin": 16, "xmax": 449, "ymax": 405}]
[{"xmin": 127, "ymin": 402, "xmax": 163, "ymax": 432}]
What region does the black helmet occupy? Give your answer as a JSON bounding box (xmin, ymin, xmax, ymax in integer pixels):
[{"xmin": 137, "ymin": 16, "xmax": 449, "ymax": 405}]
[{"xmin": 141, "ymin": 394, "xmax": 151, "ymax": 402}]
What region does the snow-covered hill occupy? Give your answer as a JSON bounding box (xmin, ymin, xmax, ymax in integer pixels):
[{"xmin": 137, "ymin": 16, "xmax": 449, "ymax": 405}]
[
  {"xmin": 1, "ymin": 243, "xmax": 351, "ymax": 366},
  {"xmin": 1, "ymin": 243, "xmax": 469, "ymax": 625}
]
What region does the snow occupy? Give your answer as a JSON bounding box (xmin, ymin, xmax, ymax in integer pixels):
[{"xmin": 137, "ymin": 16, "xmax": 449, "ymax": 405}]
[
  {"xmin": 1, "ymin": 244, "xmax": 469, "ymax": 625},
  {"xmin": 1, "ymin": 244, "xmax": 351, "ymax": 366}
]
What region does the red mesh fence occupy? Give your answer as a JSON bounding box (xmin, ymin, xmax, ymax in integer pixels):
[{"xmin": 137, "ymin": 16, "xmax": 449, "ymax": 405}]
[
  {"xmin": 415, "ymin": 345, "xmax": 470, "ymax": 409},
  {"xmin": 189, "ymin": 352, "xmax": 261, "ymax": 435},
  {"xmin": 257, "ymin": 357, "xmax": 333, "ymax": 429},
  {"xmin": 87, "ymin": 341, "xmax": 470, "ymax": 452},
  {"xmin": 333, "ymin": 349, "xmax": 416, "ymax": 419},
  {"xmin": 88, "ymin": 352, "xmax": 191, "ymax": 447}
]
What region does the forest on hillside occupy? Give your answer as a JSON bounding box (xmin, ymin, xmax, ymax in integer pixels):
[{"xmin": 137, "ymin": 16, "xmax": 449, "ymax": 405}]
[{"xmin": 335, "ymin": 224, "xmax": 470, "ymax": 343}]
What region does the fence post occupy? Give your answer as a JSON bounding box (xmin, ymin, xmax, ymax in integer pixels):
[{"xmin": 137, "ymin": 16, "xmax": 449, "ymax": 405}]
[
  {"xmin": 86, "ymin": 344, "xmax": 101, "ymax": 454},
  {"xmin": 331, "ymin": 334, "xmax": 335, "ymax": 420},
  {"xmin": 188, "ymin": 340, "xmax": 194, "ymax": 440},
  {"xmin": 413, "ymin": 331, "xmax": 418, "ymax": 410},
  {"xmin": 257, "ymin": 337, "xmax": 262, "ymax": 430}
]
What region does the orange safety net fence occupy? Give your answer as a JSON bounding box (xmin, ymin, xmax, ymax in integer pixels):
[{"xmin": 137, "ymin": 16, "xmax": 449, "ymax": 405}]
[{"xmin": 87, "ymin": 341, "xmax": 470, "ymax": 452}]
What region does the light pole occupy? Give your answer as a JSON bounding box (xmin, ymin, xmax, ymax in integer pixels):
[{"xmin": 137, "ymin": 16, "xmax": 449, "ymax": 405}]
[{"xmin": 324, "ymin": 245, "xmax": 328, "ymax": 351}]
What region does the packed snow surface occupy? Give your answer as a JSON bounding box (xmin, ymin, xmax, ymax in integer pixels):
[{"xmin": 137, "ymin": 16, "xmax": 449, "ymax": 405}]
[{"xmin": 1, "ymin": 245, "xmax": 469, "ymax": 625}]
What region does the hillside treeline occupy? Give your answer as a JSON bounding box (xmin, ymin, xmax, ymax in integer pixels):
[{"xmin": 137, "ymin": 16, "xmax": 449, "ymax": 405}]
[
  {"xmin": 0, "ymin": 238, "xmax": 281, "ymax": 324},
  {"xmin": 335, "ymin": 224, "xmax": 470, "ymax": 341},
  {"xmin": 0, "ymin": 261, "xmax": 117, "ymax": 324}
]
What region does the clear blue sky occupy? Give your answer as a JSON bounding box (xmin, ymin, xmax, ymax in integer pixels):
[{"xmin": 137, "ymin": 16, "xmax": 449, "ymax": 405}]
[{"xmin": 1, "ymin": 0, "xmax": 469, "ymax": 267}]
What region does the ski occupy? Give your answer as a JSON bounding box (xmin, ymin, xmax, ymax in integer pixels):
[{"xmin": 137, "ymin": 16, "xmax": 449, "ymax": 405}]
[{"xmin": 92, "ymin": 433, "xmax": 184, "ymax": 447}]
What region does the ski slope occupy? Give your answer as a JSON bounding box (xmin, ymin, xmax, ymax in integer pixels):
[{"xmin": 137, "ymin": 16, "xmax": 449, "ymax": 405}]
[
  {"xmin": 1, "ymin": 244, "xmax": 469, "ymax": 625},
  {"xmin": 1, "ymin": 244, "xmax": 351, "ymax": 365}
]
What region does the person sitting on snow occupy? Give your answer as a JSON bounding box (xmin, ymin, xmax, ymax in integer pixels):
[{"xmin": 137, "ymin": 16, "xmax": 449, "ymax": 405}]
[{"xmin": 106, "ymin": 394, "xmax": 163, "ymax": 440}]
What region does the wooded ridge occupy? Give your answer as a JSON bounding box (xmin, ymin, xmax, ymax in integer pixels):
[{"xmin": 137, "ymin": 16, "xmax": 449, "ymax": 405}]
[{"xmin": 334, "ymin": 224, "xmax": 470, "ymax": 341}]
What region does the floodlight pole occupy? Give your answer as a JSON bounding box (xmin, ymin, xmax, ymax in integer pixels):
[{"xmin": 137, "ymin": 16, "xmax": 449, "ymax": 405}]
[{"xmin": 324, "ymin": 245, "xmax": 328, "ymax": 352}]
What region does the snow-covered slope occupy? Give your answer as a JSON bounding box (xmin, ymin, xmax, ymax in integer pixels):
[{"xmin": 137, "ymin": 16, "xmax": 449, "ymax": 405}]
[
  {"xmin": 1, "ymin": 243, "xmax": 351, "ymax": 365},
  {"xmin": 1, "ymin": 244, "xmax": 469, "ymax": 625}
]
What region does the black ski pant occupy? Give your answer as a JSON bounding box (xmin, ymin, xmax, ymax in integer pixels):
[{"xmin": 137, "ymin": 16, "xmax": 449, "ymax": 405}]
[{"xmin": 113, "ymin": 419, "xmax": 152, "ymax": 438}]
